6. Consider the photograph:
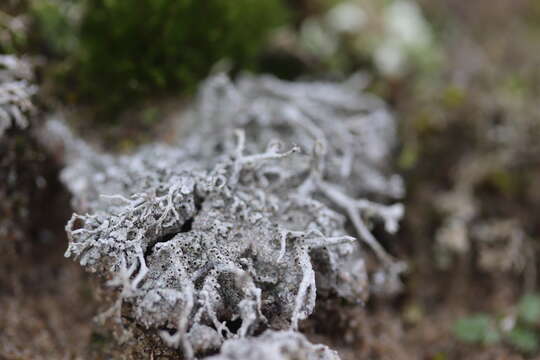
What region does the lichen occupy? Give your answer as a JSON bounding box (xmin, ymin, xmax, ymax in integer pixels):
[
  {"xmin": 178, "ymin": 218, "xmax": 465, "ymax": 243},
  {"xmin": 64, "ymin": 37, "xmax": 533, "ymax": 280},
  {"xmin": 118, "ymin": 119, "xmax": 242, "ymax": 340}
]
[
  {"xmin": 206, "ymin": 330, "xmax": 340, "ymax": 360},
  {"xmin": 53, "ymin": 73, "xmax": 405, "ymax": 358},
  {"xmin": 0, "ymin": 54, "xmax": 37, "ymax": 137}
]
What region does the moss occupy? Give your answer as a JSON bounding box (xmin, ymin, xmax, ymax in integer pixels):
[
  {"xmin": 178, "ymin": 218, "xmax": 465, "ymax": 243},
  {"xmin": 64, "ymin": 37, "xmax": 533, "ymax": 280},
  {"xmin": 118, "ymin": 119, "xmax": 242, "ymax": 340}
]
[
  {"xmin": 441, "ymin": 86, "xmax": 465, "ymax": 109},
  {"xmin": 22, "ymin": 0, "xmax": 290, "ymax": 121},
  {"xmin": 30, "ymin": 0, "xmax": 80, "ymax": 56},
  {"xmin": 483, "ymin": 169, "xmax": 518, "ymax": 196},
  {"xmin": 398, "ymin": 142, "xmax": 418, "ymax": 170},
  {"xmin": 70, "ymin": 0, "xmax": 289, "ymax": 117}
]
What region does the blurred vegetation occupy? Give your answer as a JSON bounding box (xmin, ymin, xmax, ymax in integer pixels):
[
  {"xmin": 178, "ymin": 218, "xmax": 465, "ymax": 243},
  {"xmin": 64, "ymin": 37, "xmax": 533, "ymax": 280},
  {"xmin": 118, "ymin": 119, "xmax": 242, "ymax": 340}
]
[
  {"xmin": 30, "ymin": 0, "xmax": 80, "ymax": 56},
  {"xmin": 455, "ymin": 294, "xmax": 540, "ymax": 354},
  {"xmin": 3, "ymin": 0, "xmax": 290, "ymax": 119},
  {"xmin": 73, "ymin": 0, "xmax": 288, "ymax": 114}
]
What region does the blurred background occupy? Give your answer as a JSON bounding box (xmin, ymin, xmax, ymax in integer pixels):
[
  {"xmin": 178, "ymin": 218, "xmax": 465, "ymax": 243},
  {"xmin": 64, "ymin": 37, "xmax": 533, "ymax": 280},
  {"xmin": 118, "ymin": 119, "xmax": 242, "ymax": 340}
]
[{"xmin": 1, "ymin": 0, "xmax": 540, "ymax": 358}]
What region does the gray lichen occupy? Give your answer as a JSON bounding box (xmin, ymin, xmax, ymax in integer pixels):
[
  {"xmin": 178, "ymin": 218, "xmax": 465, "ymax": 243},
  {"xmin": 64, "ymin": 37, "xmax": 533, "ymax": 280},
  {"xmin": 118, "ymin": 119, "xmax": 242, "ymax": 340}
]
[
  {"xmin": 0, "ymin": 55, "xmax": 37, "ymax": 137},
  {"xmin": 185, "ymin": 73, "xmax": 404, "ymax": 200},
  {"xmin": 0, "ymin": 53, "xmax": 40, "ymax": 259},
  {"xmin": 52, "ymin": 73, "xmax": 405, "ymax": 358},
  {"xmin": 206, "ymin": 330, "xmax": 340, "ymax": 360}
]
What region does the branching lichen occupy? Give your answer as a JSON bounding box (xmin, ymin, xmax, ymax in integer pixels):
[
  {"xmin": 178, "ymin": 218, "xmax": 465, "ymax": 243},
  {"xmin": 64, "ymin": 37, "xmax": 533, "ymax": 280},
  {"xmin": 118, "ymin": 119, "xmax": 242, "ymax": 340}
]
[{"xmin": 53, "ymin": 73, "xmax": 405, "ymax": 358}]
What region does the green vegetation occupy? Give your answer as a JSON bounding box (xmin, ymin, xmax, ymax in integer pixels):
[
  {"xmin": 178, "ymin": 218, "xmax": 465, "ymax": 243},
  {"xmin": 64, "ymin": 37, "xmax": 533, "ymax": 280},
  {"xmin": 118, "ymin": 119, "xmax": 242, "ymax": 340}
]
[
  {"xmin": 454, "ymin": 315, "xmax": 500, "ymax": 345},
  {"xmin": 454, "ymin": 294, "xmax": 540, "ymax": 354},
  {"xmin": 30, "ymin": 0, "xmax": 80, "ymax": 56},
  {"xmin": 25, "ymin": 0, "xmax": 289, "ymax": 117},
  {"xmin": 75, "ymin": 0, "xmax": 288, "ymax": 113}
]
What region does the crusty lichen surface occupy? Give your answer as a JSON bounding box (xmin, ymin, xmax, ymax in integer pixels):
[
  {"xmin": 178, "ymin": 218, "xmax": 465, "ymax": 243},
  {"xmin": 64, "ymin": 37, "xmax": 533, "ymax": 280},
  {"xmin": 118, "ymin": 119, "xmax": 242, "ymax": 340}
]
[{"xmin": 52, "ymin": 73, "xmax": 405, "ymax": 358}]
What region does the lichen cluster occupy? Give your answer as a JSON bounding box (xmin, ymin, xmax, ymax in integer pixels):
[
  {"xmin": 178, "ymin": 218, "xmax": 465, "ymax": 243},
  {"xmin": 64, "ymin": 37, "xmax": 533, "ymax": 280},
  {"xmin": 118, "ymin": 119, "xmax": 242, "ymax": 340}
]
[
  {"xmin": 54, "ymin": 73, "xmax": 404, "ymax": 358},
  {"xmin": 0, "ymin": 54, "xmax": 39, "ymax": 259},
  {"xmin": 207, "ymin": 330, "xmax": 340, "ymax": 360},
  {"xmin": 0, "ymin": 55, "xmax": 37, "ymax": 137}
]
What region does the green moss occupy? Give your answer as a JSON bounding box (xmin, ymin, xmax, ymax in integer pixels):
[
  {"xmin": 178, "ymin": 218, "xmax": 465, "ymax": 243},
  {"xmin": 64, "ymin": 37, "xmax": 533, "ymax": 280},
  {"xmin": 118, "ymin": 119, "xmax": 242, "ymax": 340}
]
[
  {"xmin": 0, "ymin": 9, "xmax": 29, "ymax": 53},
  {"xmin": 483, "ymin": 169, "xmax": 518, "ymax": 196},
  {"xmin": 398, "ymin": 142, "xmax": 418, "ymax": 170},
  {"xmin": 23, "ymin": 0, "xmax": 290, "ymax": 121},
  {"xmin": 72, "ymin": 0, "xmax": 289, "ymax": 117},
  {"xmin": 30, "ymin": 0, "xmax": 80, "ymax": 56},
  {"xmin": 502, "ymin": 74, "xmax": 528, "ymax": 98},
  {"xmin": 413, "ymin": 112, "xmax": 437, "ymax": 133},
  {"xmin": 441, "ymin": 86, "xmax": 465, "ymax": 109}
]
